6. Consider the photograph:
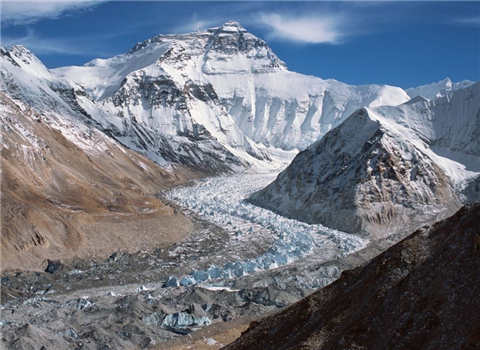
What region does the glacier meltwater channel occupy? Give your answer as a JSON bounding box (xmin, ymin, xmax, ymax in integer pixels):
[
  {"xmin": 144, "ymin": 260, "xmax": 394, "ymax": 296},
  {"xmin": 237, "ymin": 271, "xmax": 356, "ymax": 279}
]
[{"xmin": 164, "ymin": 169, "xmax": 369, "ymax": 288}]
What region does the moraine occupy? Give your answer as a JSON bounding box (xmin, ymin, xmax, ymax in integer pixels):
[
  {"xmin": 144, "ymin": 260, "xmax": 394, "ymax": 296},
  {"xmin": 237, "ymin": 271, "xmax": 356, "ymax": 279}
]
[{"xmin": 0, "ymin": 160, "xmax": 371, "ymax": 350}]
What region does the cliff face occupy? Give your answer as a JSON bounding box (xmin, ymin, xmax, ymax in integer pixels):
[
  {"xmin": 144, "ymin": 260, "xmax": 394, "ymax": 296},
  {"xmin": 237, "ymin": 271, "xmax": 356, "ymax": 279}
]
[{"xmin": 225, "ymin": 203, "xmax": 480, "ymax": 350}]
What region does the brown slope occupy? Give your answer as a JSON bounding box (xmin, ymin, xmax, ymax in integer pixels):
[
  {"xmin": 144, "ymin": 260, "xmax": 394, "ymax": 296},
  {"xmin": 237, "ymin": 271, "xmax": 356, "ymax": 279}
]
[
  {"xmin": 225, "ymin": 203, "xmax": 480, "ymax": 350},
  {"xmin": 1, "ymin": 92, "xmax": 200, "ymax": 272}
]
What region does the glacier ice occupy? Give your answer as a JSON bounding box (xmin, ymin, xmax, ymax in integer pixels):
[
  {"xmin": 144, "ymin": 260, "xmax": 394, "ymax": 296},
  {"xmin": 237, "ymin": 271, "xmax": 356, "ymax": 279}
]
[
  {"xmin": 161, "ymin": 312, "xmax": 211, "ymax": 328},
  {"xmin": 142, "ymin": 312, "xmax": 163, "ymax": 328},
  {"xmin": 179, "ymin": 276, "xmax": 196, "ymax": 287},
  {"xmin": 164, "ymin": 169, "xmax": 368, "ymax": 288},
  {"xmin": 206, "ymin": 266, "xmax": 223, "ymax": 279},
  {"xmin": 162, "ymin": 276, "xmax": 179, "ymax": 288},
  {"xmin": 190, "ymin": 270, "xmax": 210, "ymax": 283},
  {"xmin": 62, "ymin": 298, "xmax": 95, "ymax": 310}
]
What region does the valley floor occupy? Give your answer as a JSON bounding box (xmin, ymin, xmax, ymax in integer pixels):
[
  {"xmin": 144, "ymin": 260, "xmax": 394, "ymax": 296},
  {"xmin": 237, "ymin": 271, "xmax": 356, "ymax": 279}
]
[{"xmin": 1, "ymin": 162, "xmax": 377, "ymax": 349}]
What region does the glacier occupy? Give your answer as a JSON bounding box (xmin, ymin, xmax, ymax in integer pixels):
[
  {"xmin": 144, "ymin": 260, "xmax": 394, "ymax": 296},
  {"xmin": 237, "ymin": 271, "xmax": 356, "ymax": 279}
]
[{"xmin": 164, "ymin": 163, "xmax": 368, "ymax": 288}]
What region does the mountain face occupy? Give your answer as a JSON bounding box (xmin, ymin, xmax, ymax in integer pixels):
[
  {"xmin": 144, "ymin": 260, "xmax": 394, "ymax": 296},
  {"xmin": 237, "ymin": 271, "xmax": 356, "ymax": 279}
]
[
  {"xmin": 375, "ymin": 82, "xmax": 480, "ymax": 174},
  {"xmin": 250, "ymin": 109, "xmax": 462, "ymax": 238},
  {"xmin": 0, "ymin": 44, "xmax": 254, "ymax": 174},
  {"xmin": 225, "ymin": 203, "xmax": 480, "ymax": 350},
  {"xmin": 52, "ymin": 20, "xmax": 409, "ymax": 156},
  {"xmin": 2, "ymin": 21, "xmax": 410, "ymax": 176},
  {"xmin": 250, "ymin": 82, "xmax": 480, "ymax": 238}
]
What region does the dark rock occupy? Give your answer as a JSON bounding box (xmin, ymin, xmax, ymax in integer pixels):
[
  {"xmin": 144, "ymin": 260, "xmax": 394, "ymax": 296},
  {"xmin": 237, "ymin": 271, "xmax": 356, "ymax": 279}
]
[
  {"xmin": 139, "ymin": 337, "xmax": 151, "ymax": 349},
  {"xmin": 163, "ymin": 326, "xmax": 191, "ymax": 335},
  {"xmin": 45, "ymin": 260, "xmax": 62, "ymax": 274}
]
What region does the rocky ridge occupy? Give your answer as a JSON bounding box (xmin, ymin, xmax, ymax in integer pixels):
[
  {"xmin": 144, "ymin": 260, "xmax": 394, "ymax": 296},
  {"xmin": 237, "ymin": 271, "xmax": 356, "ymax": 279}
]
[
  {"xmin": 226, "ymin": 203, "xmax": 480, "ymax": 350},
  {"xmin": 0, "ymin": 89, "xmax": 196, "ymax": 271}
]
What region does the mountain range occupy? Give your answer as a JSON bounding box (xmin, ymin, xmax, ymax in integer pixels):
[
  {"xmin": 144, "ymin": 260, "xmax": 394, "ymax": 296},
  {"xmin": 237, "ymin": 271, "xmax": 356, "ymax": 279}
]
[{"xmin": 1, "ymin": 20, "xmax": 478, "ymax": 270}]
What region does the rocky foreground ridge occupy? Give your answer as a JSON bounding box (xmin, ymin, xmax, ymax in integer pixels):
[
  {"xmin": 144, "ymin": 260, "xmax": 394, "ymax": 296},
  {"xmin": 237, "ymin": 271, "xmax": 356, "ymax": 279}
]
[{"xmin": 226, "ymin": 202, "xmax": 480, "ymax": 350}]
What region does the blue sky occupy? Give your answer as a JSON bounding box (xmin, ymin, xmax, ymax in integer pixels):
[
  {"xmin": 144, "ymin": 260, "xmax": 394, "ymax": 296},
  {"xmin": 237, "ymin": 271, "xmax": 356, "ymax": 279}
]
[{"xmin": 1, "ymin": 1, "xmax": 479, "ymax": 88}]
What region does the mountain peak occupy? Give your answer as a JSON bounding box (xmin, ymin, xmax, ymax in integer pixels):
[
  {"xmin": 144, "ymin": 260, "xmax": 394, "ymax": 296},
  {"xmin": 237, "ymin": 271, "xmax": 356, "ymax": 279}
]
[
  {"xmin": 218, "ymin": 20, "xmax": 246, "ymax": 32},
  {"xmin": 403, "ymin": 95, "xmax": 430, "ymax": 105},
  {"xmin": 9, "ymin": 45, "xmax": 35, "ymax": 60},
  {"xmin": 441, "ymin": 77, "xmax": 452, "ymax": 84},
  {"xmin": 1, "ymin": 45, "xmax": 48, "ymax": 73},
  {"xmin": 439, "ymin": 77, "xmax": 453, "ymax": 89},
  {"xmin": 9, "ymin": 44, "xmax": 30, "ymax": 53},
  {"xmin": 201, "ymin": 20, "xmax": 287, "ymax": 74},
  {"xmin": 406, "ymin": 77, "xmax": 475, "ymax": 100}
]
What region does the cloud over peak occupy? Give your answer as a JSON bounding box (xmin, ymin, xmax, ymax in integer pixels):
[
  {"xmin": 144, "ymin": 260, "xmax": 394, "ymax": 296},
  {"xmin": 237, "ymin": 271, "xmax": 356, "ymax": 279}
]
[{"xmin": 260, "ymin": 13, "xmax": 347, "ymax": 44}]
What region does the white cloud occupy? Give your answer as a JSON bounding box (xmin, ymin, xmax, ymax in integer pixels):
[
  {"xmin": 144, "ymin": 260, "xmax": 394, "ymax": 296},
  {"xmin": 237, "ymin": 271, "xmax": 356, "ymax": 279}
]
[
  {"xmin": 260, "ymin": 13, "xmax": 347, "ymax": 44},
  {"xmin": 171, "ymin": 18, "xmax": 221, "ymax": 34},
  {"xmin": 1, "ymin": 0, "xmax": 103, "ymax": 26},
  {"xmin": 1, "ymin": 28, "xmax": 116, "ymax": 57},
  {"xmin": 449, "ymin": 16, "xmax": 480, "ymax": 27}
]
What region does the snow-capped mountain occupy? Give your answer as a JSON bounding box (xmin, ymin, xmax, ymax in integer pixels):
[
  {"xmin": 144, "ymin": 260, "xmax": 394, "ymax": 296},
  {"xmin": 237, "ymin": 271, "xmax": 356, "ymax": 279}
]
[
  {"xmin": 0, "ymin": 45, "xmax": 257, "ymax": 173},
  {"xmin": 406, "ymin": 77, "xmax": 474, "ymax": 100},
  {"xmin": 1, "ymin": 21, "xmax": 412, "ymax": 174},
  {"xmin": 51, "ymin": 20, "xmax": 409, "ymax": 158},
  {"xmin": 375, "ymin": 82, "xmax": 480, "ymax": 175},
  {"xmin": 250, "ymin": 82, "xmax": 480, "ymax": 238}
]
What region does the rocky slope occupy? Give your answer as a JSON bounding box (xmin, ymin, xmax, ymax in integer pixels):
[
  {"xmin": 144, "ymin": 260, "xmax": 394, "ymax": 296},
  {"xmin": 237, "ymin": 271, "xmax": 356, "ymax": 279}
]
[
  {"xmin": 0, "ymin": 91, "xmax": 196, "ymax": 272},
  {"xmin": 225, "ymin": 203, "xmax": 480, "ymax": 350},
  {"xmin": 250, "ymin": 82, "xmax": 480, "ymax": 238}
]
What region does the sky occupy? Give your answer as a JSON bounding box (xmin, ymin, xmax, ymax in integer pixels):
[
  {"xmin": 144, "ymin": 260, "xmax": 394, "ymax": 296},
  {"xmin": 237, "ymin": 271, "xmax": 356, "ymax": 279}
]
[{"xmin": 1, "ymin": 1, "xmax": 479, "ymax": 88}]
